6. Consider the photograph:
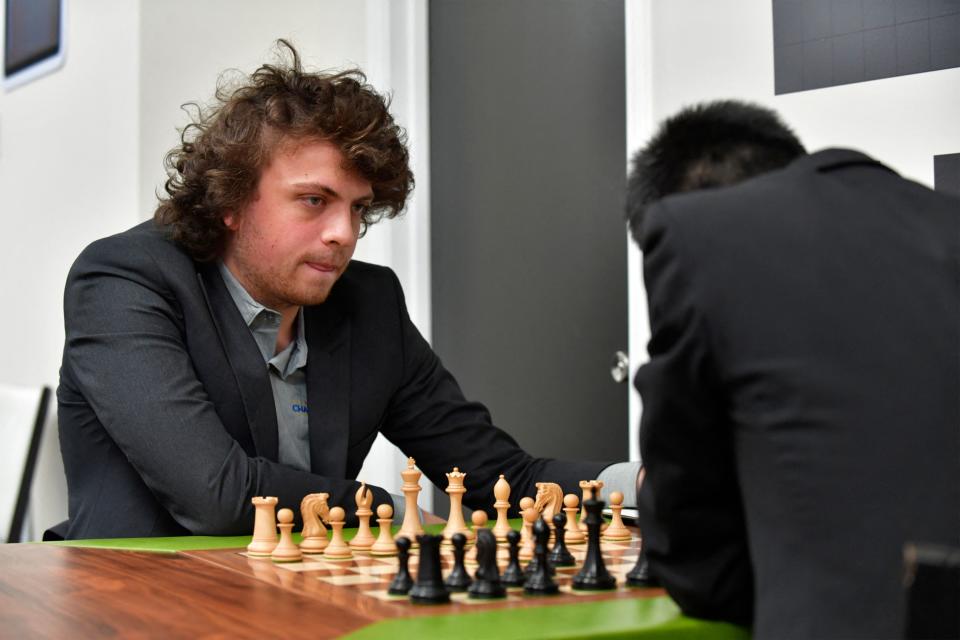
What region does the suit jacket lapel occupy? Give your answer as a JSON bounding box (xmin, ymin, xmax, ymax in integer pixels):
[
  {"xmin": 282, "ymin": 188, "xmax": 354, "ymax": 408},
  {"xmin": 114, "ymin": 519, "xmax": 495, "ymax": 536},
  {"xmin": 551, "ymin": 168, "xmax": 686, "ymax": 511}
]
[
  {"xmin": 305, "ymin": 300, "xmax": 351, "ymax": 479},
  {"xmin": 196, "ymin": 264, "xmax": 280, "ymax": 461}
]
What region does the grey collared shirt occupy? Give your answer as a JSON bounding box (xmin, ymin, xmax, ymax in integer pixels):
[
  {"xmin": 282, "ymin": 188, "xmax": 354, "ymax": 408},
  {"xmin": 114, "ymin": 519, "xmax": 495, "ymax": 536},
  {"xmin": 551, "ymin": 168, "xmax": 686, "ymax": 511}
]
[{"xmin": 218, "ymin": 262, "xmax": 311, "ymax": 472}]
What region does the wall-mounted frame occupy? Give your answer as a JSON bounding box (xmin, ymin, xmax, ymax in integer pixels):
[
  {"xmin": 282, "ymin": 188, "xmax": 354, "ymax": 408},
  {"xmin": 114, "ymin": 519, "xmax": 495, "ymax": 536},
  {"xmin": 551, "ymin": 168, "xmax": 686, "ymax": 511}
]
[{"xmin": 4, "ymin": 0, "xmax": 66, "ymax": 92}]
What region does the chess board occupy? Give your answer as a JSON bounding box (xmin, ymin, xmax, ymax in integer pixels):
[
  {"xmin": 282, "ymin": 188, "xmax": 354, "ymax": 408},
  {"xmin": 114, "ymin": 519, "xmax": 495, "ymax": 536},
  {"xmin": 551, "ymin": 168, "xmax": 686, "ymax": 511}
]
[{"xmin": 183, "ymin": 533, "xmax": 664, "ymax": 621}]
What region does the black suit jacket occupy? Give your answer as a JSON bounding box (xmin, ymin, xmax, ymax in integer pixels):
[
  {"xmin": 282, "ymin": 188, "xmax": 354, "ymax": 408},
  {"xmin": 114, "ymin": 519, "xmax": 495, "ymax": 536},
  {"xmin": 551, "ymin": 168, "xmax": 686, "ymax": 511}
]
[
  {"xmin": 635, "ymin": 149, "xmax": 960, "ymax": 639},
  {"xmin": 58, "ymin": 221, "xmax": 607, "ymax": 539}
]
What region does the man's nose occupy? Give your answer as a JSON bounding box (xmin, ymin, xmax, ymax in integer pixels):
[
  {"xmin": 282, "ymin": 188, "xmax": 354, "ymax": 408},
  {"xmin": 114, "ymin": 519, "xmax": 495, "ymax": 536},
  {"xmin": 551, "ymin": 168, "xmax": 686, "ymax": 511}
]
[{"xmin": 321, "ymin": 205, "xmax": 356, "ymax": 245}]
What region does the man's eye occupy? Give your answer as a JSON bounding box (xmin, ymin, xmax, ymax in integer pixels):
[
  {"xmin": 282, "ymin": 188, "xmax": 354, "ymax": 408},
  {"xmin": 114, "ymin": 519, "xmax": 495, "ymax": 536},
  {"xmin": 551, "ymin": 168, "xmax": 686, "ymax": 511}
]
[
  {"xmin": 353, "ymin": 204, "xmax": 370, "ymax": 216},
  {"xmin": 304, "ymin": 196, "xmax": 325, "ymax": 207}
]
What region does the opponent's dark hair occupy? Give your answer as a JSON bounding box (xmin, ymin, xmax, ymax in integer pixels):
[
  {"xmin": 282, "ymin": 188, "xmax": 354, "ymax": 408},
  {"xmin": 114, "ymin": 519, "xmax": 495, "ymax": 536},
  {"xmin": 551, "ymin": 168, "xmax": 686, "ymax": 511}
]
[
  {"xmin": 155, "ymin": 40, "xmax": 413, "ymax": 261},
  {"xmin": 626, "ymin": 100, "xmax": 805, "ymax": 242}
]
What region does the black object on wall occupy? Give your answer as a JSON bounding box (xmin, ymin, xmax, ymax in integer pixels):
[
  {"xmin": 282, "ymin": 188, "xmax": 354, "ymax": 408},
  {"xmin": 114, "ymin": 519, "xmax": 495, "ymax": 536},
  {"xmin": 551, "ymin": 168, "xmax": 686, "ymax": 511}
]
[
  {"xmin": 429, "ymin": 0, "xmax": 628, "ymax": 500},
  {"xmin": 4, "ymin": 0, "xmax": 62, "ymax": 78},
  {"xmin": 934, "ymin": 153, "xmax": 960, "ymax": 197},
  {"xmin": 773, "ymin": 0, "xmax": 960, "ymax": 94}
]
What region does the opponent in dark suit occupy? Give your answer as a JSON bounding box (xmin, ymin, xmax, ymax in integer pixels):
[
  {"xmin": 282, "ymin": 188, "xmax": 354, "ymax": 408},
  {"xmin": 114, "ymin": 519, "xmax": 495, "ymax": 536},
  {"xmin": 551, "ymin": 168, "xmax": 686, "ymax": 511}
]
[
  {"xmin": 627, "ymin": 101, "xmax": 960, "ymax": 639},
  {"xmin": 57, "ymin": 43, "xmax": 610, "ymax": 540}
]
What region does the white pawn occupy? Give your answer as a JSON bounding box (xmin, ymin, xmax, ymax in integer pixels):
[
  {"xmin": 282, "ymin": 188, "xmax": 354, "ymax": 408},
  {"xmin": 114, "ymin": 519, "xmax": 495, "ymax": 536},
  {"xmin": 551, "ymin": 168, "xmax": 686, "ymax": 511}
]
[
  {"xmin": 602, "ymin": 490, "xmax": 633, "ymax": 541},
  {"xmin": 519, "ymin": 504, "xmax": 537, "ymax": 561},
  {"xmin": 563, "ymin": 493, "xmax": 586, "ymax": 544},
  {"xmin": 465, "ymin": 510, "xmax": 488, "ymax": 565},
  {"xmin": 350, "ymin": 483, "xmax": 376, "ymax": 551},
  {"xmin": 271, "ymin": 508, "xmax": 303, "ymax": 563},
  {"xmin": 323, "ymin": 506, "xmax": 353, "ymax": 560},
  {"xmin": 370, "ymin": 503, "xmax": 398, "ymax": 556}
]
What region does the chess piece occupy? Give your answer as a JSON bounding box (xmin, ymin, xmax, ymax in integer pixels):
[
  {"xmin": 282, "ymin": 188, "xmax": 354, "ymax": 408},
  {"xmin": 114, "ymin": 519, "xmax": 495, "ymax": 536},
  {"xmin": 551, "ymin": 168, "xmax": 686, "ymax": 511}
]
[
  {"xmin": 445, "ymin": 533, "xmax": 472, "ymax": 591},
  {"xmin": 271, "ymin": 508, "xmax": 303, "ymax": 563},
  {"xmin": 323, "ymin": 506, "xmax": 354, "ymax": 560},
  {"xmin": 563, "ymin": 493, "xmax": 586, "ymax": 544},
  {"xmin": 519, "ymin": 505, "xmax": 537, "ymax": 561},
  {"xmin": 572, "ymin": 499, "xmax": 616, "ymax": 590},
  {"xmin": 299, "ymin": 493, "xmax": 330, "ymax": 554},
  {"xmin": 350, "ymin": 483, "xmax": 376, "ymax": 550},
  {"xmin": 602, "ymin": 490, "xmax": 632, "ymax": 541},
  {"xmin": 370, "ymin": 503, "xmax": 398, "ymax": 557},
  {"xmin": 626, "ymin": 548, "xmax": 660, "ymax": 587},
  {"xmin": 578, "ymin": 481, "xmax": 594, "ymax": 532},
  {"xmin": 468, "ymin": 529, "xmax": 506, "ymax": 599},
  {"xmin": 548, "ymin": 512, "xmax": 576, "ymax": 567},
  {"xmin": 523, "ymin": 518, "xmax": 559, "ymax": 595},
  {"xmin": 442, "ymin": 467, "xmax": 474, "ymax": 543},
  {"xmin": 247, "ymin": 496, "xmax": 279, "ymax": 557},
  {"xmin": 466, "ymin": 510, "xmax": 488, "ymax": 564},
  {"xmin": 592, "ymin": 480, "xmax": 608, "ymax": 532},
  {"xmin": 409, "ymin": 534, "xmax": 450, "ymax": 604},
  {"xmin": 492, "ymin": 474, "xmax": 512, "ymax": 542},
  {"xmin": 533, "ymin": 482, "xmax": 563, "ymax": 525},
  {"xmin": 524, "ymin": 517, "xmax": 556, "ymax": 578},
  {"xmin": 398, "ymin": 457, "xmax": 424, "ymax": 546},
  {"xmin": 500, "ymin": 529, "xmax": 525, "ymax": 587},
  {"xmin": 388, "ymin": 536, "xmax": 414, "ymax": 595}
]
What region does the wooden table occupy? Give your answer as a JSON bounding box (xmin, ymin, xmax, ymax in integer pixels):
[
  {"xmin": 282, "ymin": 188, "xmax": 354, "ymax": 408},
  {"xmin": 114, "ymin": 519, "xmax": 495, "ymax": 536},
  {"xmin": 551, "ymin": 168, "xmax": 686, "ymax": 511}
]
[{"xmin": 0, "ymin": 535, "xmax": 751, "ymax": 639}]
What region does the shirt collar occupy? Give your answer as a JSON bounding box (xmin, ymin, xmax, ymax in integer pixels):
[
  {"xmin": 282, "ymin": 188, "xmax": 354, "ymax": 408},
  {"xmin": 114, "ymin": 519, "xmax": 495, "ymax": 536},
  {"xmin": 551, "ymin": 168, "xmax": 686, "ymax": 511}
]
[{"xmin": 217, "ymin": 261, "xmax": 308, "ymax": 377}]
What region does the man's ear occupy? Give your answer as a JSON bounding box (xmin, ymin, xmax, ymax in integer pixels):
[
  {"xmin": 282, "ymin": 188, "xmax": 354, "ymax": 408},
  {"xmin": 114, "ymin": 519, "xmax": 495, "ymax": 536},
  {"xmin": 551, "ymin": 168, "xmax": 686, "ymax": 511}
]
[{"xmin": 222, "ymin": 211, "xmax": 239, "ymax": 231}]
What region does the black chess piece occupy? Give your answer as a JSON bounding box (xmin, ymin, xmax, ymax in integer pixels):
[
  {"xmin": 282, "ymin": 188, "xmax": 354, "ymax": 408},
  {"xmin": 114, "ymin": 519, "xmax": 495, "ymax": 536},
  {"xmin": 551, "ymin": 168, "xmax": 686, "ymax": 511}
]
[
  {"xmin": 409, "ymin": 534, "xmax": 450, "ymax": 604},
  {"xmin": 548, "ymin": 512, "xmax": 576, "ymax": 567},
  {"xmin": 468, "ymin": 529, "xmax": 506, "ymax": 599},
  {"xmin": 524, "ymin": 518, "xmax": 559, "ymax": 595},
  {"xmin": 626, "ymin": 548, "xmax": 661, "ymax": 587},
  {"xmin": 387, "ymin": 536, "xmax": 414, "ymax": 595},
  {"xmin": 445, "ymin": 532, "xmax": 472, "ymax": 591},
  {"xmin": 500, "ymin": 529, "xmax": 525, "ymax": 587},
  {"xmin": 524, "ymin": 517, "xmax": 556, "ymax": 577},
  {"xmin": 572, "ymin": 499, "xmax": 616, "ymax": 591}
]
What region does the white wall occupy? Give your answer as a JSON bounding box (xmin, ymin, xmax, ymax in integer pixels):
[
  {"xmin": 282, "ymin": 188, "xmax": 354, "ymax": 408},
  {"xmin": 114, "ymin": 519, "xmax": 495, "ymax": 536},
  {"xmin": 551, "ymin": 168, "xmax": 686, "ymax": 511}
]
[
  {"xmin": 0, "ymin": 0, "xmax": 142, "ymax": 537},
  {"xmin": 626, "ymin": 0, "xmax": 960, "ymax": 455}
]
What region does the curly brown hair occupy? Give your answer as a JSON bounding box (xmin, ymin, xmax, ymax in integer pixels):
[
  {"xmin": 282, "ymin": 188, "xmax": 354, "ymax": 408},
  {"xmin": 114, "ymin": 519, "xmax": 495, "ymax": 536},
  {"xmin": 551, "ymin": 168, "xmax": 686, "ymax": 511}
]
[{"xmin": 155, "ymin": 40, "xmax": 413, "ymax": 261}]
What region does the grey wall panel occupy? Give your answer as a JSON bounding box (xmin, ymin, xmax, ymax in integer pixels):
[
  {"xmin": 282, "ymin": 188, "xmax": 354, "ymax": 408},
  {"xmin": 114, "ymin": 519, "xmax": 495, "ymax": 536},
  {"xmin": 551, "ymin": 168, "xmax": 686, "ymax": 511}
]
[
  {"xmin": 773, "ymin": 0, "xmax": 960, "ymax": 94},
  {"xmin": 429, "ymin": 0, "xmax": 628, "ymax": 467}
]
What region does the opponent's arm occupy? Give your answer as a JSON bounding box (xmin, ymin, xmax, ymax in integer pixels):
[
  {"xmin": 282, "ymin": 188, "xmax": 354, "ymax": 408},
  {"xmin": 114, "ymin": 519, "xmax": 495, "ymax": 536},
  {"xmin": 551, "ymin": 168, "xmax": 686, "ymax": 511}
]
[{"xmin": 376, "ymin": 270, "xmax": 609, "ymax": 515}]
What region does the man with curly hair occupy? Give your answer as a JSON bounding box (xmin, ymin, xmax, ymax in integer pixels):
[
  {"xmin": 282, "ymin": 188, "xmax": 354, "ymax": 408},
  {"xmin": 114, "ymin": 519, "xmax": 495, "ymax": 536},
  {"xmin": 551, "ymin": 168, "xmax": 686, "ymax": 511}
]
[{"xmin": 55, "ymin": 42, "xmax": 635, "ymax": 539}]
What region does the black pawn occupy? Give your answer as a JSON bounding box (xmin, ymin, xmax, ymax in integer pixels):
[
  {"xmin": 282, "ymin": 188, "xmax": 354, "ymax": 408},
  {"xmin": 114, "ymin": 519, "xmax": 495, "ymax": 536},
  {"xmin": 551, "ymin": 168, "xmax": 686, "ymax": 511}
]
[
  {"xmin": 500, "ymin": 529, "xmax": 525, "ymax": 587},
  {"xmin": 523, "ymin": 518, "xmax": 559, "ymax": 595},
  {"xmin": 468, "ymin": 529, "xmax": 506, "ymax": 599},
  {"xmin": 445, "ymin": 533, "xmax": 472, "ymax": 591},
  {"xmin": 387, "ymin": 536, "xmax": 414, "ymax": 595},
  {"xmin": 572, "ymin": 499, "xmax": 616, "ymax": 591},
  {"xmin": 524, "ymin": 517, "xmax": 556, "ymax": 577},
  {"xmin": 626, "ymin": 548, "xmax": 660, "ymax": 587},
  {"xmin": 409, "ymin": 534, "xmax": 450, "ymax": 604},
  {"xmin": 548, "ymin": 512, "xmax": 576, "ymax": 567}
]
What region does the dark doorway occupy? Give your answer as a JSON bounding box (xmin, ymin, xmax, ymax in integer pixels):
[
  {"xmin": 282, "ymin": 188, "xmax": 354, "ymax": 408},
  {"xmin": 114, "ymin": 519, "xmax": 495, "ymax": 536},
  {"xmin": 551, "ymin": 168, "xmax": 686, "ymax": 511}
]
[{"xmin": 429, "ymin": 0, "xmax": 628, "ymax": 499}]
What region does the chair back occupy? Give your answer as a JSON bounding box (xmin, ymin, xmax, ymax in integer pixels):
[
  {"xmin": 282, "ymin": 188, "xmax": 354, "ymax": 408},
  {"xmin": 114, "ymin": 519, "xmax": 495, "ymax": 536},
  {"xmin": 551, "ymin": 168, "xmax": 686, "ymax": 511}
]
[
  {"xmin": 904, "ymin": 542, "xmax": 960, "ymax": 639},
  {"xmin": 0, "ymin": 384, "xmax": 51, "ymax": 543}
]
